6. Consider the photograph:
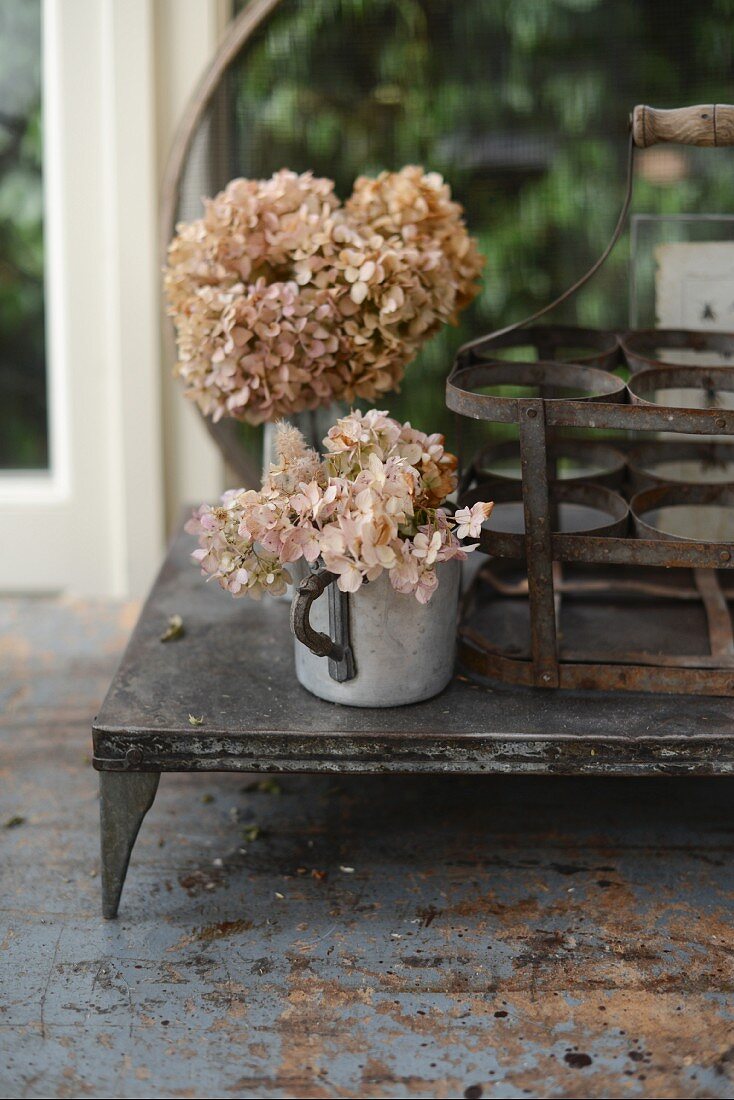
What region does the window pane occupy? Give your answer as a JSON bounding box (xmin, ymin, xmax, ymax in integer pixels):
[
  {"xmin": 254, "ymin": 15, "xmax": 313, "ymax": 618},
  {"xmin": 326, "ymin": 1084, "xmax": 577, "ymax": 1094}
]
[{"xmin": 0, "ymin": 0, "xmax": 46, "ymax": 470}]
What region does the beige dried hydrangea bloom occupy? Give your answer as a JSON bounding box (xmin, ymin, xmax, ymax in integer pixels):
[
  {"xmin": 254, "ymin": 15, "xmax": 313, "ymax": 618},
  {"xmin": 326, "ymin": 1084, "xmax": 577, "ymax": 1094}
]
[
  {"xmin": 186, "ymin": 411, "xmax": 493, "ymax": 603},
  {"xmin": 164, "ymin": 168, "xmax": 484, "ymax": 424}
]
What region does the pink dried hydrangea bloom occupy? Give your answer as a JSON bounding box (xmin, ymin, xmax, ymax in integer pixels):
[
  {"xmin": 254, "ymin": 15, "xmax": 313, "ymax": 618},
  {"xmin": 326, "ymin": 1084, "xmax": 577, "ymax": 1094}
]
[
  {"xmin": 186, "ymin": 411, "xmax": 493, "ymax": 603},
  {"xmin": 165, "ymin": 168, "xmax": 484, "ymax": 424},
  {"xmin": 345, "ymin": 166, "xmax": 485, "ymax": 317}
]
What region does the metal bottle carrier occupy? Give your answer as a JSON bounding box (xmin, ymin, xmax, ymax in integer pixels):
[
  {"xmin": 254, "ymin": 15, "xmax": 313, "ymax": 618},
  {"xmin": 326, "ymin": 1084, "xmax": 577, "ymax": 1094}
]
[{"xmin": 449, "ymin": 104, "xmax": 734, "ymax": 696}]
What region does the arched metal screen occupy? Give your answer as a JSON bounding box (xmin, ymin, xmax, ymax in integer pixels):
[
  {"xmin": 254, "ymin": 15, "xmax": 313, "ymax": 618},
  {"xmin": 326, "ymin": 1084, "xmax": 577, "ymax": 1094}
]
[{"xmin": 171, "ymin": 0, "xmax": 734, "ymax": 467}]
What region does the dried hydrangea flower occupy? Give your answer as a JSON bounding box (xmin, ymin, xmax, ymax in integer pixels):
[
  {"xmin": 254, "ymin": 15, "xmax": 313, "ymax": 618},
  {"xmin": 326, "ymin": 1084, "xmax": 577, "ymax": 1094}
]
[
  {"xmin": 165, "ymin": 168, "xmax": 483, "ymax": 424},
  {"xmin": 187, "ymin": 414, "xmax": 492, "ymax": 603}
]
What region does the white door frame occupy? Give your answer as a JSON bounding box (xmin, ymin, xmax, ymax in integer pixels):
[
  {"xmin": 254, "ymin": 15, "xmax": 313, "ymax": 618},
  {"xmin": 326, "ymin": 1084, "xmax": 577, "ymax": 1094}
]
[{"xmin": 0, "ymin": 0, "xmax": 226, "ymax": 597}]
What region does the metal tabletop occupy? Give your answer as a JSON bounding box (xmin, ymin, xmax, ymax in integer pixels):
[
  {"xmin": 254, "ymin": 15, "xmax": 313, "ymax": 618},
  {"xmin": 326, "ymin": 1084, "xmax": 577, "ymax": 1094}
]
[{"xmin": 93, "ymin": 525, "xmax": 734, "ymax": 779}]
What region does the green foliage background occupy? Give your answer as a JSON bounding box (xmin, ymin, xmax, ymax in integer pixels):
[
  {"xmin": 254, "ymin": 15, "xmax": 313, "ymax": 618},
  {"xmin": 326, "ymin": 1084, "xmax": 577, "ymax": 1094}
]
[
  {"xmin": 223, "ymin": 0, "xmax": 734, "ymax": 454},
  {"xmin": 5, "ymin": 0, "xmax": 734, "ymax": 469},
  {"xmin": 0, "ymin": 0, "xmax": 44, "ymax": 469}
]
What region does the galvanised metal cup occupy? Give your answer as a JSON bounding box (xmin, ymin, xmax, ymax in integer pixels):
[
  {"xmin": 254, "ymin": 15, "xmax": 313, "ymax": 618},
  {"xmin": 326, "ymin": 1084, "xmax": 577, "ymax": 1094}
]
[{"xmin": 290, "ymin": 560, "xmax": 461, "ymax": 707}]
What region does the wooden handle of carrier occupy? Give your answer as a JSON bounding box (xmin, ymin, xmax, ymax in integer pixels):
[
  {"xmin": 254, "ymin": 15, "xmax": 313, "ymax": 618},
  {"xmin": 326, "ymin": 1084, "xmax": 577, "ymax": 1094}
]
[{"xmin": 632, "ymin": 104, "xmax": 734, "ymax": 147}]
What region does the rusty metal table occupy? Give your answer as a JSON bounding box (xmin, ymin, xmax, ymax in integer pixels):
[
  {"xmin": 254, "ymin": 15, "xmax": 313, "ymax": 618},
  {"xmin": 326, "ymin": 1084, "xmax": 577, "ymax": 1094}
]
[{"xmin": 92, "ymin": 525, "xmax": 734, "ymax": 918}]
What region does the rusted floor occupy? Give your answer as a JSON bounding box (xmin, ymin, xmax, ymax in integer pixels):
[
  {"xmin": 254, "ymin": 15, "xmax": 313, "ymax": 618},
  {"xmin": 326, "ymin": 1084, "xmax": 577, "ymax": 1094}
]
[{"xmin": 2, "ymin": 596, "xmax": 733, "ymax": 1099}]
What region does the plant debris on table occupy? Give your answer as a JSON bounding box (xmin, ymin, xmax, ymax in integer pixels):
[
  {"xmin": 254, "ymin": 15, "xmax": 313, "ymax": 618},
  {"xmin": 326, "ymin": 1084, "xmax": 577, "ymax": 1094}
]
[
  {"xmin": 160, "ymin": 614, "xmax": 185, "ymax": 642},
  {"xmin": 242, "ymin": 777, "xmax": 282, "ymax": 795}
]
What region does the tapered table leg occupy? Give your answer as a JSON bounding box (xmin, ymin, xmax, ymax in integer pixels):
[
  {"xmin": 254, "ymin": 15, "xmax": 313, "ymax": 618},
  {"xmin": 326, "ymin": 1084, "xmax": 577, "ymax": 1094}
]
[{"xmin": 99, "ymin": 771, "xmax": 160, "ymax": 918}]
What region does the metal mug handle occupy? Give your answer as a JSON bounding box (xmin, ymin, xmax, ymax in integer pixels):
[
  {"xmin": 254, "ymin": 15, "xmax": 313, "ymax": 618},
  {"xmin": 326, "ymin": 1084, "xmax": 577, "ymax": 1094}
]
[{"xmin": 290, "ymin": 567, "xmax": 356, "ymax": 683}]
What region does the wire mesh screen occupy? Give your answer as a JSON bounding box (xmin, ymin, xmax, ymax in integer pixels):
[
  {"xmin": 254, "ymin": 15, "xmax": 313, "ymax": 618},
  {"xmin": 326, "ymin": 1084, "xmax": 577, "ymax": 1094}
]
[{"xmin": 173, "ymin": 0, "xmax": 734, "ymax": 460}]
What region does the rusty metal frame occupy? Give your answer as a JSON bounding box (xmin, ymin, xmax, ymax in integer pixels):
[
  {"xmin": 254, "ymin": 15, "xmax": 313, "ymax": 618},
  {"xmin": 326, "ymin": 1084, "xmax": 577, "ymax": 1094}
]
[
  {"xmin": 468, "ymin": 436, "xmax": 627, "ymax": 491},
  {"xmin": 627, "ymin": 439, "xmax": 734, "ymax": 490},
  {"xmin": 467, "ymin": 323, "xmax": 621, "ymax": 370},
  {"xmin": 450, "ymin": 331, "xmax": 734, "ymax": 697},
  {"xmin": 461, "ymin": 480, "xmax": 630, "ymax": 549},
  {"xmin": 631, "ymin": 482, "xmax": 734, "ymax": 542},
  {"xmin": 620, "ymin": 328, "xmax": 734, "ymax": 372},
  {"xmin": 518, "ymin": 399, "xmax": 560, "ymax": 686},
  {"xmin": 628, "ymin": 364, "xmax": 734, "ymax": 410}
]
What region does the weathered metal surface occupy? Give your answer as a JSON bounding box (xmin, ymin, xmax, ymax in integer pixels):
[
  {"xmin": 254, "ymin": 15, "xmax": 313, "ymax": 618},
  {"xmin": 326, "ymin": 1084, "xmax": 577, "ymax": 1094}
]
[
  {"xmin": 92, "ymin": 528, "xmax": 734, "ymax": 776},
  {"xmin": 468, "ymin": 436, "xmax": 627, "ymax": 490},
  {"xmin": 292, "ymin": 562, "xmax": 459, "ymax": 708},
  {"xmin": 459, "ymin": 636, "xmax": 734, "ymax": 697},
  {"xmin": 4, "ymin": 592, "xmax": 734, "ymax": 1097},
  {"xmin": 466, "ymin": 322, "xmax": 621, "ymax": 369},
  {"xmin": 461, "ymin": 480, "xmax": 631, "ymax": 556},
  {"xmin": 449, "ymin": 321, "xmax": 734, "ymax": 696},
  {"xmin": 100, "ymin": 771, "xmax": 160, "ymax": 919},
  {"xmin": 632, "ymin": 483, "xmax": 734, "ymax": 542},
  {"xmin": 629, "ymin": 364, "xmax": 734, "ymax": 411},
  {"xmin": 446, "ymin": 360, "xmax": 734, "ymax": 434},
  {"xmin": 465, "ymin": 526, "xmax": 734, "ymax": 568},
  {"xmin": 620, "ymin": 327, "xmax": 734, "ymax": 372},
  {"xmin": 543, "ymin": 533, "xmax": 734, "ymax": 569},
  {"xmin": 291, "ymin": 568, "xmax": 347, "ymax": 663},
  {"xmin": 446, "ymin": 359, "xmax": 627, "ymax": 423},
  {"xmin": 518, "ymin": 399, "xmax": 559, "ymax": 687},
  {"xmin": 627, "ymin": 439, "xmax": 734, "ymax": 490},
  {"xmin": 326, "ymin": 573, "xmax": 356, "ymax": 683},
  {"xmin": 459, "ymin": 555, "xmax": 734, "ymax": 696}
]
